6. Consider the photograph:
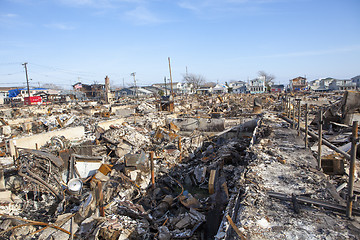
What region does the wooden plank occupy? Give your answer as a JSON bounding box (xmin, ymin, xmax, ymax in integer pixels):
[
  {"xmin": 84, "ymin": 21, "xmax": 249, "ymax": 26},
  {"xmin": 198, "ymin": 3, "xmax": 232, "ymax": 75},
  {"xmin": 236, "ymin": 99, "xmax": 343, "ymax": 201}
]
[
  {"xmin": 225, "ymin": 214, "xmax": 247, "ymax": 240},
  {"xmin": 209, "ymin": 169, "xmax": 216, "ymax": 194}
]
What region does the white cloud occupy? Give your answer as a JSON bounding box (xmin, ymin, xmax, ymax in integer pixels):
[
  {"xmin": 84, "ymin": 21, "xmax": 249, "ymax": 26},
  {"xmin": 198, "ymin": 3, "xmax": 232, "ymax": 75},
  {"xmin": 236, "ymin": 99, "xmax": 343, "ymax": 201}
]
[
  {"xmin": 178, "ymin": 1, "xmax": 199, "ymax": 11},
  {"xmin": 57, "ymin": 0, "xmax": 143, "ymax": 8},
  {"xmin": 177, "ymin": 0, "xmax": 294, "ymax": 13},
  {"xmin": 44, "ymin": 23, "xmax": 76, "ymax": 30},
  {"xmin": 259, "ymin": 45, "xmax": 360, "ymax": 58},
  {"xmin": 1, "ymin": 13, "xmax": 18, "ymax": 18},
  {"xmin": 125, "ymin": 6, "xmax": 161, "ymax": 25}
]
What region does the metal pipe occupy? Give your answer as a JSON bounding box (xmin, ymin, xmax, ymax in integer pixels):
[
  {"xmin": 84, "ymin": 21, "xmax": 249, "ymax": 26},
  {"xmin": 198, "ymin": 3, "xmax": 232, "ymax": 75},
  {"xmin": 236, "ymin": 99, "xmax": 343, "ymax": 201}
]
[
  {"xmin": 305, "ymin": 104, "xmax": 308, "ymax": 148},
  {"xmin": 346, "ymin": 121, "xmax": 358, "ymax": 218},
  {"xmin": 317, "ymin": 108, "xmax": 323, "ymax": 170},
  {"xmin": 279, "ymin": 114, "xmax": 351, "ymax": 160}
]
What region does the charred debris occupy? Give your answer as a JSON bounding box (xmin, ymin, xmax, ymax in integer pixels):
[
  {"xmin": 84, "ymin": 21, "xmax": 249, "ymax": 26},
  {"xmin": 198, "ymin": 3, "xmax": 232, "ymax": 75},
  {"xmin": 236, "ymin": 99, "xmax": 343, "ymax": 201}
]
[{"xmin": 0, "ymin": 92, "xmax": 359, "ymax": 239}]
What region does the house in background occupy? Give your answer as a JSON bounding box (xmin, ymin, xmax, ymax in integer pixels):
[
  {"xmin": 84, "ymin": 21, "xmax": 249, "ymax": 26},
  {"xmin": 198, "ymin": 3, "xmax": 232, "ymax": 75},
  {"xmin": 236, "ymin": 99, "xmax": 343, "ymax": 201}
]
[
  {"xmin": 229, "ymin": 80, "xmax": 246, "ymax": 88},
  {"xmin": 249, "ymin": 76, "xmax": 266, "ymax": 94},
  {"xmin": 151, "ymin": 82, "xmax": 194, "ymax": 94},
  {"xmin": 329, "ymin": 79, "xmax": 357, "ymax": 91},
  {"xmin": 233, "ymin": 85, "xmax": 248, "ymax": 94},
  {"xmin": 270, "ymin": 84, "xmax": 284, "ymax": 93},
  {"xmin": 0, "ymin": 87, "xmax": 16, "ymax": 104},
  {"xmin": 152, "ymin": 82, "xmax": 183, "ymax": 94},
  {"xmin": 212, "ymin": 84, "xmax": 228, "ymax": 94},
  {"xmin": 196, "ymin": 86, "xmax": 213, "ymax": 95},
  {"xmin": 73, "ymin": 82, "xmax": 105, "ymax": 100},
  {"xmin": 310, "ymin": 77, "xmax": 336, "ymax": 92},
  {"xmin": 289, "ymin": 77, "xmax": 308, "ymax": 92},
  {"xmin": 351, "ymin": 75, "xmax": 360, "ymax": 89},
  {"xmin": 115, "ymin": 87, "xmax": 153, "ymax": 98}
]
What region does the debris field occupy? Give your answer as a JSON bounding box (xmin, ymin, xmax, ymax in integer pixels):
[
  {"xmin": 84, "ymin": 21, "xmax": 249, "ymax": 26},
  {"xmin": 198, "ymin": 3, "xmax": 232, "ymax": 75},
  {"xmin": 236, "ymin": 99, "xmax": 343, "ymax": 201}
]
[{"xmin": 0, "ymin": 92, "xmax": 359, "ymax": 239}]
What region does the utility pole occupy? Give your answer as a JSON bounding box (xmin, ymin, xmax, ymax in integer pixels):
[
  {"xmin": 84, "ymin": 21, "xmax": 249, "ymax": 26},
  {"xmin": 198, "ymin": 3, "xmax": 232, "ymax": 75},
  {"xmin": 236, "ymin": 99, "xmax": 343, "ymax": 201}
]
[
  {"xmin": 22, "ymin": 62, "xmax": 30, "ymax": 98},
  {"xmin": 105, "ymin": 75, "xmax": 110, "ymax": 104},
  {"xmin": 123, "ymin": 78, "xmax": 125, "ymax": 89},
  {"xmin": 131, "ymin": 72, "xmax": 137, "ymax": 98},
  {"xmin": 168, "ymin": 57, "xmax": 173, "ymax": 96},
  {"xmin": 164, "ymin": 76, "xmax": 167, "ymax": 96}
]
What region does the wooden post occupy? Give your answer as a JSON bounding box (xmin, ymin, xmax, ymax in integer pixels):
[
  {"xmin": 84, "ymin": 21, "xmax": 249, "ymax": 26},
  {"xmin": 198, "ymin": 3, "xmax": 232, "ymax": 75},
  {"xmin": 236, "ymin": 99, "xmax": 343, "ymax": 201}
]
[
  {"xmin": 287, "ymin": 99, "xmax": 291, "ymax": 118},
  {"xmin": 317, "ymin": 108, "xmax": 323, "ymax": 170},
  {"xmin": 168, "ymin": 57, "xmax": 173, "ymax": 97},
  {"xmin": 150, "ymin": 151, "xmax": 155, "ymax": 188},
  {"xmin": 297, "ymin": 99, "xmax": 301, "ymax": 136},
  {"xmin": 178, "ymin": 137, "xmax": 182, "ymax": 162},
  {"xmin": 292, "ymin": 102, "xmax": 296, "ymax": 129},
  {"xmin": 346, "ymin": 121, "xmax": 358, "ymax": 218},
  {"xmin": 305, "ymin": 103, "xmax": 308, "ymax": 148},
  {"xmin": 209, "ymin": 169, "xmax": 216, "ymax": 194}
]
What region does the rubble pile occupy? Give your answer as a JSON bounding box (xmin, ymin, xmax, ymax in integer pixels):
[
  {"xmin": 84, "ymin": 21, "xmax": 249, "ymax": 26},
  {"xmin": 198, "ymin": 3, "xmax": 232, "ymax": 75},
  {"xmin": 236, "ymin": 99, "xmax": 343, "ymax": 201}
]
[
  {"xmin": 0, "ymin": 92, "xmax": 359, "ymax": 239},
  {"xmin": 230, "ymin": 113, "xmax": 359, "ymax": 239}
]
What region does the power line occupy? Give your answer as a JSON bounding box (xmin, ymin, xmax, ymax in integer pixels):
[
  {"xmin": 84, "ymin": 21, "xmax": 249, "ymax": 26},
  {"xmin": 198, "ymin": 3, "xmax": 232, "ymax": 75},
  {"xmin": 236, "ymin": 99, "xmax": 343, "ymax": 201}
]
[
  {"xmin": 31, "ymin": 63, "xmax": 98, "ymax": 77},
  {"xmin": 0, "ymin": 71, "xmax": 23, "ymax": 76}
]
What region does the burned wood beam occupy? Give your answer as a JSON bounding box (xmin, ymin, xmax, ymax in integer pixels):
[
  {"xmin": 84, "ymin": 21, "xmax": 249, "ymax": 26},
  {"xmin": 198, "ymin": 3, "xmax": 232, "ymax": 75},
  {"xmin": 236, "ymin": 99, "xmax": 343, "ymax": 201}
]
[
  {"xmin": 279, "ymin": 114, "xmax": 351, "ymax": 160},
  {"xmin": 268, "ymin": 191, "xmax": 360, "ymax": 216}
]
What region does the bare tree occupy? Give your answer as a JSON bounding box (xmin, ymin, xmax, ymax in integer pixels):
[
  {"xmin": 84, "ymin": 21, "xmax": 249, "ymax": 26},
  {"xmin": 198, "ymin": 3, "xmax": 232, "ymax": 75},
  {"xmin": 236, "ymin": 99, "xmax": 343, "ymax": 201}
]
[
  {"xmin": 258, "ymin": 71, "xmax": 275, "ymax": 91},
  {"xmin": 183, "ymin": 73, "xmax": 205, "ymax": 91}
]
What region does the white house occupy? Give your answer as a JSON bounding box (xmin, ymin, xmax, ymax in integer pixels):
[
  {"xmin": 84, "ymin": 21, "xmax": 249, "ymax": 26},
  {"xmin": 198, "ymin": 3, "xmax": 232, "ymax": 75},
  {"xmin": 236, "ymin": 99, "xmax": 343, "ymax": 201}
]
[
  {"xmin": 212, "ymin": 84, "xmax": 228, "ymax": 94},
  {"xmin": 351, "ymin": 75, "xmax": 360, "ymax": 88},
  {"xmin": 249, "ymin": 76, "xmax": 266, "ymax": 94},
  {"xmin": 329, "ymin": 79, "xmax": 357, "ymax": 91}
]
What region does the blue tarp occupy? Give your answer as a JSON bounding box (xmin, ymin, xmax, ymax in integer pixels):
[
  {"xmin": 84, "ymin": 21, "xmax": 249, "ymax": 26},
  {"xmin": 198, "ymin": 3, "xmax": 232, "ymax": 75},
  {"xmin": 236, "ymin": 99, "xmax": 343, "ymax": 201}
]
[
  {"xmin": 8, "ymin": 88, "xmax": 47, "ymax": 98},
  {"xmin": 8, "ymin": 89, "xmax": 20, "ymax": 98}
]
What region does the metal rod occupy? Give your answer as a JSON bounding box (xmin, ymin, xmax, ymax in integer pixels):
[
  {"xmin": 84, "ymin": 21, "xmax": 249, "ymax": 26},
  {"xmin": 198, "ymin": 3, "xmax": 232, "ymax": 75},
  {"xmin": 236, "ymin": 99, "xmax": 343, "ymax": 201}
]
[
  {"xmin": 305, "ymin": 104, "xmax": 308, "ymax": 148},
  {"xmin": 150, "ymin": 151, "xmax": 155, "ymax": 188},
  {"xmin": 317, "ymin": 108, "xmax": 323, "ymax": 170},
  {"xmin": 346, "ymin": 121, "xmax": 358, "ymax": 218}
]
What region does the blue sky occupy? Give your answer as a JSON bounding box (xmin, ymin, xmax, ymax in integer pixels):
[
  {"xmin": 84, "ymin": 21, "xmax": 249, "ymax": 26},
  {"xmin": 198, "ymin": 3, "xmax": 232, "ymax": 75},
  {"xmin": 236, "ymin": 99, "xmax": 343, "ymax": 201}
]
[{"xmin": 0, "ymin": 0, "xmax": 359, "ymax": 88}]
